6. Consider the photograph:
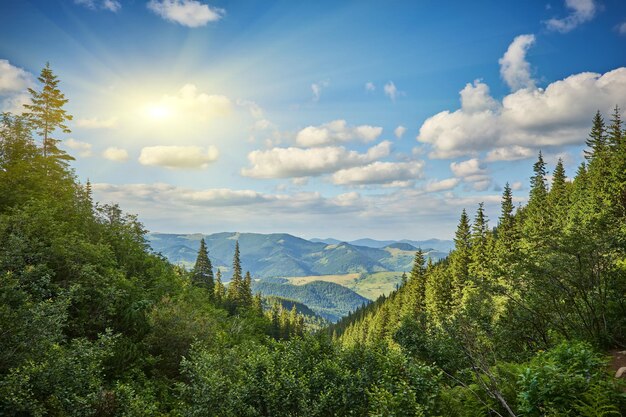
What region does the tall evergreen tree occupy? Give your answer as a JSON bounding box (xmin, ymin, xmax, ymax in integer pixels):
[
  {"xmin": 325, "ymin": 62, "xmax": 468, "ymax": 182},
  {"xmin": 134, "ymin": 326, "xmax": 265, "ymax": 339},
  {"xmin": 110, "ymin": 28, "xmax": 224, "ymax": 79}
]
[
  {"xmin": 451, "ymin": 209, "xmax": 471, "ymax": 297},
  {"xmin": 499, "ymin": 183, "xmax": 514, "ymax": 232},
  {"xmin": 227, "ymin": 242, "xmax": 243, "ymax": 307},
  {"xmin": 242, "ymin": 271, "xmax": 253, "ymax": 307},
  {"xmin": 22, "ymin": 63, "xmax": 73, "ymax": 161},
  {"xmin": 549, "ymin": 159, "xmax": 568, "ymax": 216},
  {"xmin": 607, "ymin": 105, "xmax": 622, "ymax": 152},
  {"xmin": 584, "ymin": 110, "xmax": 606, "ymax": 160},
  {"xmin": 252, "ymin": 293, "xmax": 263, "ymax": 316},
  {"xmin": 529, "ymin": 151, "xmax": 547, "ymax": 206},
  {"xmin": 191, "ymin": 239, "xmax": 214, "ymax": 296},
  {"xmin": 404, "ymin": 249, "xmax": 427, "ymax": 313},
  {"xmin": 214, "ymin": 269, "xmax": 225, "ymax": 302}
]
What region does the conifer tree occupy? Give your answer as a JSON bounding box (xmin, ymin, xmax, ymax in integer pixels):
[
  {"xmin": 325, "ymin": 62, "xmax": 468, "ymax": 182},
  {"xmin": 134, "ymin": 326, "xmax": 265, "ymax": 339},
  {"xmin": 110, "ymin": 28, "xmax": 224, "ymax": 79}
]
[
  {"xmin": 529, "ymin": 151, "xmax": 547, "ymax": 206},
  {"xmin": 607, "ymin": 105, "xmax": 622, "ymax": 152},
  {"xmin": 227, "ymin": 241, "xmax": 243, "ymax": 307},
  {"xmin": 584, "ymin": 111, "xmax": 606, "ymax": 160},
  {"xmin": 403, "ymin": 249, "xmax": 427, "ymax": 315},
  {"xmin": 289, "ymin": 305, "xmax": 299, "ymax": 336},
  {"xmin": 242, "ymin": 271, "xmax": 253, "ymax": 307},
  {"xmin": 191, "ymin": 238, "xmax": 214, "ymax": 296},
  {"xmin": 22, "ymin": 63, "xmax": 73, "ymax": 161},
  {"xmin": 252, "ymin": 293, "xmax": 263, "ymax": 316},
  {"xmin": 549, "ymin": 159, "xmax": 568, "ymax": 218},
  {"xmin": 214, "ymin": 269, "xmax": 225, "ymax": 303},
  {"xmin": 499, "ymin": 183, "xmax": 514, "ymax": 232},
  {"xmin": 451, "ymin": 209, "xmax": 471, "ymax": 297},
  {"xmin": 470, "ymin": 203, "xmax": 489, "ymax": 281}
]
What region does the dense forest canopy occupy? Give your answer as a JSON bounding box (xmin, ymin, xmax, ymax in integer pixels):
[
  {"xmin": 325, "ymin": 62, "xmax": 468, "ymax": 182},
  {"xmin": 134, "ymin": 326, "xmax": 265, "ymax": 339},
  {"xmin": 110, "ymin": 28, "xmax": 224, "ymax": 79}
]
[{"xmin": 1, "ymin": 65, "xmax": 625, "ymax": 416}]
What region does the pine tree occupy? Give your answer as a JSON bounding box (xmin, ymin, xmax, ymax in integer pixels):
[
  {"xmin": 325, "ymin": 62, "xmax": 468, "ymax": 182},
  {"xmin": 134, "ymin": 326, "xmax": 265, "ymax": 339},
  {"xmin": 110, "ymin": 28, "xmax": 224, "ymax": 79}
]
[
  {"xmin": 22, "ymin": 63, "xmax": 73, "ymax": 161},
  {"xmin": 242, "ymin": 271, "xmax": 253, "ymax": 307},
  {"xmin": 470, "ymin": 203, "xmax": 490, "ymax": 284},
  {"xmin": 499, "ymin": 183, "xmax": 514, "ymax": 232},
  {"xmin": 252, "ymin": 293, "xmax": 263, "ymax": 316},
  {"xmin": 529, "ymin": 151, "xmax": 547, "ymax": 206},
  {"xmin": 400, "ymin": 272, "xmax": 407, "ymax": 287},
  {"xmin": 289, "ymin": 305, "xmax": 299, "ymax": 336},
  {"xmin": 402, "ymin": 249, "xmax": 427, "ymax": 316},
  {"xmin": 549, "ymin": 159, "xmax": 568, "ymax": 218},
  {"xmin": 214, "ymin": 269, "xmax": 225, "ymax": 303},
  {"xmin": 607, "ymin": 105, "xmax": 622, "ymax": 152},
  {"xmin": 584, "ymin": 111, "xmax": 606, "ymax": 160},
  {"xmin": 227, "ymin": 241, "xmax": 243, "ymax": 307},
  {"xmin": 191, "ymin": 238, "xmax": 214, "ymax": 296},
  {"xmin": 451, "ymin": 209, "xmax": 471, "ymax": 297}
]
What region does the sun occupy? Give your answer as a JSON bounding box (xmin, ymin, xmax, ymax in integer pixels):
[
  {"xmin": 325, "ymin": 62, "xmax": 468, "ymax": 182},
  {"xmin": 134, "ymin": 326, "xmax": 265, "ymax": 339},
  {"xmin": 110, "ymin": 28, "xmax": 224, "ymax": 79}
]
[{"xmin": 144, "ymin": 103, "xmax": 173, "ymax": 120}]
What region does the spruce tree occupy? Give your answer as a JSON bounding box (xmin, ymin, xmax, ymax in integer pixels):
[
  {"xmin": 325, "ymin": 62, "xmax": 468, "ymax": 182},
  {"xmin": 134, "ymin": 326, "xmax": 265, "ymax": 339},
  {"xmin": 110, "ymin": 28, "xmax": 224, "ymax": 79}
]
[
  {"xmin": 584, "ymin": 111, "xmax": 606, "ymax": 160},
  {"xmin": 252, "ymin": 293, "xmax": 263, "ymax": 316},
  {"xmin": 22, "ymin": 63, "xmax": 73, "ymax": 161},
  {"xmin": 470, "ymin": 203, "xmax": 490, "ymax": 284},
  {"xmin": 242, "ymin": 271, "xmax": 253, "ymax": 307},
  {"xmin": 549, "ymin": 159, "xmax": 568, "ymax": 216},
  {"xmin": 227, "ymin": 241, "xmax": 243, "ymax": 307},
  {"xmin": 607, "ymin": 105, "xmax": 622, "ymax": 152},
  {"xmin": 451, "ymin": 209, "xmax": 471, "ymax": 297},
  {"xmin": 214, "ymin": 269, "xmax": 226, "ymax": 303},
  {"xmin": 499, "ymin": 183, "xmax": 514, "ymax": 232},
  {"xmin": 529, "ymin": 151, "xmax": 547, "ymax": 206},
  {"xmin": 191, "ymin": 238, "xmax": 214, "ymax": 296},
  {"xmin": 410, "ymin": 249, "xmax": 427, "ymax": 310}
]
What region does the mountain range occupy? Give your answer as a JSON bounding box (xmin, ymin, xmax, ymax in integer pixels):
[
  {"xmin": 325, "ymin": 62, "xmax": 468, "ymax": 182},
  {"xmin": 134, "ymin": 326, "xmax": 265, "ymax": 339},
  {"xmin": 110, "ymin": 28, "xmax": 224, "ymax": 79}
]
[{"xmin": 147, "ymin": 232, "xmax": 452, "ymax": 278}]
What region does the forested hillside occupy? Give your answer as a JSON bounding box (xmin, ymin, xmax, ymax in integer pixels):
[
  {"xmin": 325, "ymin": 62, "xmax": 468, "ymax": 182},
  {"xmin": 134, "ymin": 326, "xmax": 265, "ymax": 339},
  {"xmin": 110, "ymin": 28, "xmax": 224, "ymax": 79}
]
[
  {"xmin": 331, "ymin": 108, "xmax": 626, "ymax": 414},
  {"xmin": 1, "ymin": 65, "xmax": 625, "ymax": 416}
]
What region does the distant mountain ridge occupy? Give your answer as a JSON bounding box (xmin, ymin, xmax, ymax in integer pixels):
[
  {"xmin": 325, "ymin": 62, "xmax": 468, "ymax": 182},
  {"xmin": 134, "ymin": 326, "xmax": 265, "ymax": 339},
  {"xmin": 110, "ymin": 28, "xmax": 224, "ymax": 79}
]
[
  {"xmin": 310, "ymin": 237, "xmax": 454, "ymax": 252},
  {"xmin": 148, "ymin": 232, "xmax": 451, "ymax": 278}
]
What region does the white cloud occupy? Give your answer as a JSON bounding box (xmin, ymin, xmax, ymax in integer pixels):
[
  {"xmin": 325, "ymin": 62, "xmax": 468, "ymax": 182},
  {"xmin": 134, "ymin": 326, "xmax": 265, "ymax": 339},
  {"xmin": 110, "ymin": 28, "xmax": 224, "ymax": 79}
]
[
  {"xmin": 485, "ymin": 146, "xmax": 535, "ymax": 162},
  {"xmin": 295, "ymin": 120, "xmax": 383, "ymax": 147},
  {"xmin": 241, "ymin": 141, "xmax": 392, "ymax": 179},
  {"xmin": 0, "ymin": 60, "xmax": 33, "ymax": 112},
  {"xmin": 147, "ymin": 0, "xmax": 224, "ymax": 27},
  {"xmin": 64, "ymin": 139, "xmax": 93, "ymax": 157},
  {"xmin": 365, "ymin": 82, "xmax": 375, "ymax": 92},
  {"xmin": 384, "ymin": 81, "xmax": 401, "ymax": 101},
  {"xmin": 417, "ymin": 67, "xmax": 626, "ymax": 159},
  {"xmin": 331, "ymin": 160, "xmax": 424, "ymax": 185},
  {"xmin": 424, "ymin": 178, "xmax": 460, "ymax": 193},
  {"xmin": 511, "ymin": 181, "xmax": 523, "ymax": 191},
  {"xmin": 394, "ymin": 125, "xmax": 406, "ymax": 139},
  {"xmin": 498, "ymin": 34, "xmax": 536, "ymax": 91},
  {"xmin": 450, "ymin": 158, "xmax": 486, "ymax": 180},
  {"xmin": 460, "ymin": 80, "xmax": 499, "ymax": 112},
  {"xmin": 311, "ymin": 80, "xmax": 329, "ymax": 101},
  {"xmin": 76, "ymin": 117, "xmax": 118, "ymax": 129},
  {"xmin": 145, "ymin": 84, "xmax": 231, "ymax": 121},
  {"xmin": 74, "ymin": 0, "xmax": 121, "ymax": 12},
  {"xmin": 546, "ymin": 0, "xmax": 597, "ymax": 33},
  {"xmin": 103, "ymin": 147, "xmax": 129, "ymax": 161},
  {"xmin": 91, "ymin": 181, "xmax": 523, "ymax": 240},
  {"xmin": 450, "ymin": 158, "xmax": 491, "ymax": 190},
  {"xmin": 138, "ymin": 145, "xmax": 219, "ymax": 169},
  {"xmin": 618, "ymin": 22, "xmax": 626, "ymax": 35},
  {"xmin": 0, "ymin": 60, "xmax": 33, "ymax": 94}
]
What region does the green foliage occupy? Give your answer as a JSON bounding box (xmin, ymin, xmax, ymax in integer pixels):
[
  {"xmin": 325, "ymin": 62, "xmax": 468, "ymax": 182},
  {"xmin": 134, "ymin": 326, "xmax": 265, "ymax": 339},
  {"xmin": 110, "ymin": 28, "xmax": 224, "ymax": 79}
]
[{"xmin": 516, "ymin": 341, "xmax": 616, "ymax": 416}]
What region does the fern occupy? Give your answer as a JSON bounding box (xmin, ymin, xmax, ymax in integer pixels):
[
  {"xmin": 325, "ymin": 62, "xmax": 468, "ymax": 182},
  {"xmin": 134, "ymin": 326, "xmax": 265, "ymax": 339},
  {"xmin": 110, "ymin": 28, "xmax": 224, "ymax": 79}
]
[{"xmin": 574, "ymin": 384, "xmax": 621, "ymax": 417}]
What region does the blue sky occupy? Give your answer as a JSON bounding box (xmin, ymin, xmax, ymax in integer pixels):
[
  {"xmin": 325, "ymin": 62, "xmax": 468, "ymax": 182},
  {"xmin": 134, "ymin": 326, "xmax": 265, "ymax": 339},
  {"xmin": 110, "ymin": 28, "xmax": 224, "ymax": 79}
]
[{"xmin": 1, "ymin": 0, "xmax": 625, "ymax": 240}]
